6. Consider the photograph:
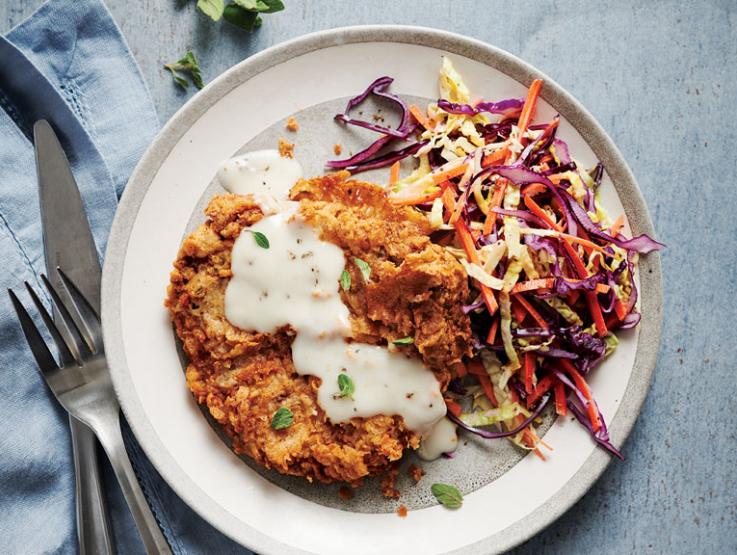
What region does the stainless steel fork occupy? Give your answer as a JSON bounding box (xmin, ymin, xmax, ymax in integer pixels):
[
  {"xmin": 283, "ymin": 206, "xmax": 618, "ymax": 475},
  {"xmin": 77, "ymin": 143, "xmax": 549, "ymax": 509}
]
[{"xmin": 8, "ymin": 270, "xmax": 173, "ymax": 555}]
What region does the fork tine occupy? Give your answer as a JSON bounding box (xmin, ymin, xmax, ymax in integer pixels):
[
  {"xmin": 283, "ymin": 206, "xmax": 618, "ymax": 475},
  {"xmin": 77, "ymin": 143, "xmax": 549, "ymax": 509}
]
[
  {"xmin": 8, "ymin": 289, "xmax": 60, "ymax": 373},
  {"xmin": 40, "ymin": 274, "xmax": 93, "ymax": 358},
  {"xmin": 57, "ymin": 268, "xmax": 103, "ymax": 353},
  {"xmin": 24, "ymin": 283, "xmax": 77, "ymax": 366}
]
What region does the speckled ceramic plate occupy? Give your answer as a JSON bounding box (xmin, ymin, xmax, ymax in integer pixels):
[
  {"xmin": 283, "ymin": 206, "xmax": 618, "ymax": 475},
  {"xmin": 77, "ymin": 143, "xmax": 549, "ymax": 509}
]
[{"xmin": 102, "ymin": 26, "xmax": 662, "ymax": 555}]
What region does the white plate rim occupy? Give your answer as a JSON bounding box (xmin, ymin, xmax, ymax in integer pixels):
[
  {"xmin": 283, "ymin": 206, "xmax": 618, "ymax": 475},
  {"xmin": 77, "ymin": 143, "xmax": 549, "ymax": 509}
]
[{"xmin": 101, "ymin": 25, "xmax": 663, "ymax": 555}]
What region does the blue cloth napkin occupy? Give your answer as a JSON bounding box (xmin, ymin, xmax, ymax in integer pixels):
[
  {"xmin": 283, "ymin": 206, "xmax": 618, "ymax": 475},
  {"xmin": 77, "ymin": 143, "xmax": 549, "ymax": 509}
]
[{"xmin": 0, "ymin": 1, "xmax": 251, "ymax": 553}]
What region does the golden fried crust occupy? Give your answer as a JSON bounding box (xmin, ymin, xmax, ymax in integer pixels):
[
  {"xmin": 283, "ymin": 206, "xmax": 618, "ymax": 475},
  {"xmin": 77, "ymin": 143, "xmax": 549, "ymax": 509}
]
[{"xmin": 165, "ymin": 173, "xmax": 471, "ymax": 487}]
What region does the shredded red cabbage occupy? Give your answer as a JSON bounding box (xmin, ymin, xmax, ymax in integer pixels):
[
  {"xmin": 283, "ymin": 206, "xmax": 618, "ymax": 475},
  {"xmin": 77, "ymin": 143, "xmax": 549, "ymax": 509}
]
[
  {"xmin": 437, "ymin": 98, "xmax": 524, "ymax": 117},
  {"xmin": 559, "ymin": 188, "xmax": 665, "ymax": 254},
  {"xmin": 568, "ymin": 397, "xmax": 624, "ymax": 459},
  {"xmin": 336, "ymin": 140, "xmax": 426, "ymax": 174},
  {"xmin": 447, "ymin": 394, "xmax": 551, "ymax": 439},
  {"xmin": 334, "ymin": 76, "xmax": 411, "ymax": 138},
  {"xmin": 326, "ymin": 75, "xmax": 417, "ymax": 172},
  {"xmin": 553, "ymin": 274, "xmax": 605, "ymax": 295}
]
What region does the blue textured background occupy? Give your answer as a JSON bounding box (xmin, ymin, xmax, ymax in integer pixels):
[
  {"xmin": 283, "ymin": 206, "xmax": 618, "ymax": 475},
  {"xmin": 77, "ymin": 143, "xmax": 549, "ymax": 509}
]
[{"xmin": 2, "ymin": 1, "xmax": 735, "ymax": 553}]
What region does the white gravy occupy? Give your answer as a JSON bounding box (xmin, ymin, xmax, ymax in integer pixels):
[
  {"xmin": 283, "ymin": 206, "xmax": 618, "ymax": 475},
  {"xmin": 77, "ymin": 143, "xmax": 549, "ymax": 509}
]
[
  {"xmin": 222, "ymin": 150, "xmax": 450, "ymax": 438},
  {"xmin": 217, "ymin": 149, "xmax": 302, "ymax": 199},
  {"xmin": 417, "ymin": 417, "xmax": 458, "ymax": 461}
]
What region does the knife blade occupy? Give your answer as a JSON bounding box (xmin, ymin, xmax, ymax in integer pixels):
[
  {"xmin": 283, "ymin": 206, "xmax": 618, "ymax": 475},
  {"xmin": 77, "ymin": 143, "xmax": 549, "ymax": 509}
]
[
  {"xmin": 34, "ymin": 120, "xmax": 101, "ymax": 311},
  {"xmin": 34, "ymin": 120, "xmax": 115, "ymax": 555}
]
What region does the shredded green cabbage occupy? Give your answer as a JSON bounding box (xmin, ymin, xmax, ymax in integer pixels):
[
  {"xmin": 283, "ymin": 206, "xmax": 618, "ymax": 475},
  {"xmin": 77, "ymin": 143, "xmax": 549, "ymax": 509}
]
[
  {"xmin": 499, "ymin": 292, "xmax": 520, "ymax": 371},
  {"xmin": 604, "ymin": 333, "xmax": 619, "ymax": 357},
  {"xmin": 543, "ymin": 297, "xmax": 584, "ymax": 326}
]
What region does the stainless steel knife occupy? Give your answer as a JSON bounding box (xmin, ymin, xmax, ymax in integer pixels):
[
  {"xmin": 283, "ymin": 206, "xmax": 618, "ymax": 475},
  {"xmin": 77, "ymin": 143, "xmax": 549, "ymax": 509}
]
[{"xmin": 34, "ymin": 120, "xmax": 115, "ymax": 555}]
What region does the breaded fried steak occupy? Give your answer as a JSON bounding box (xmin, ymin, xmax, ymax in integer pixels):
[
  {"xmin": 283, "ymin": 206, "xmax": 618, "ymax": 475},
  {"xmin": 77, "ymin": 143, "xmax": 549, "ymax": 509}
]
[{"xmin": 165, "ymin": 172, "xmax": 471, "ymax": 486}]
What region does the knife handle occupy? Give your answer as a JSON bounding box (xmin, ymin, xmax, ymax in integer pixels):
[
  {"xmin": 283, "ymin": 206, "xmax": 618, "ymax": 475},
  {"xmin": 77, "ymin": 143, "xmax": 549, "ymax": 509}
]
[{"xmin": 69, "ymin": 416, "xmax": 116, "ymax": 555}]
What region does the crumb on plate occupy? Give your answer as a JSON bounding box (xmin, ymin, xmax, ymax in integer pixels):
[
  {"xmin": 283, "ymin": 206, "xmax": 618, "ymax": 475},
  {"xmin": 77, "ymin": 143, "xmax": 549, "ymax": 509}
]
[
  {"xmin": 286, "ymin": 117, "xmax": 299, "ymax": 132},
  {"xmin": 408, "ymin": 464, "xmax": 425, "ymax": 483},
  {"xmin": 333, "ymin": 143, "xmax": 342, "ymax": 155},
  {"xmin": 380, "ymin": 466, "xmax": 401, "ymax": 499},
  {"xmin": 397, "ymin": 504, "xmax": 408, "ymax": 518},
  {"xmin": 278, "ymin": 138, "xmax": 295, "ymax": 158},
  {"xmin": 338, "ymin": 486, "xmax": 354, "ymax": 501}
]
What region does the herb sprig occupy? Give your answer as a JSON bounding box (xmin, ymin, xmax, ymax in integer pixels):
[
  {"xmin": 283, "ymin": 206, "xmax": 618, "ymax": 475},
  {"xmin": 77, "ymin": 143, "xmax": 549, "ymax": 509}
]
[
  {"xmin": 353, "ymin": 258, "xmax": 371, "ymax": 283},
  {"xmin": 247, "ymin": 230, "xmax": 270, "ymax": 249},
  {"xmin": 165, "ymin": 51, "xmax": 204, "ymax": 90},
  {"xmin": 271, "ymin": 407, "xmax": 293, "ymax": 430},
  {"xmin": 393, "ymin": 337, "xmax": 414, "ymax": 345},
  {"xmin": 339, "ymin": 269, "xmax": 351, "ymax": 292},
  {"xmin": 197, "ymin": 0, "xmax": 284, "ymax": 32},
  {"xmin": 431, "ymin": 483, "xmax": 463, "ymax": 509},
  {"xmin": 337, "ymin": 373, "xmax": 355, "ymax": 399}
]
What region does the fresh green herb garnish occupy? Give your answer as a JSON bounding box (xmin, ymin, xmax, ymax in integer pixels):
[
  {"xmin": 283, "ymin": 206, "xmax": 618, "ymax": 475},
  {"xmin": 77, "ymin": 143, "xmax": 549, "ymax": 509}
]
[
  {"xmin": 197, "ymin": 0, "xmax": 225, "ymax": 20},
  {"xmin": 431, "ymin": 483, "xmax": 463, "ymax": 509},
  {"xmin": 340, "ymin": 269, "xmax": 351, "ymax": 292},
  {"xmin": 234, "ymin": 0, "xmax": 284, "ymax": 13},
  {"xmin": 353, "ymin": 258, "xmax": 371, "ymax": 282},
  {"xmin": 164, "ymin": 50, "xmax": 204, "ymax": 90},
  {"xmin": 337, "ymin": 373, "xmax": 355, "ymax": 398},
  {"xmin": 393, "ymin": 337, "xmax": 414, "ymax": 345},
  {"xmin": 223, "ymin": 3, "xmax": 262, "ymax": 31},
  {"xmin": 197, "ymin": 0, "xmax": 284, "ymax": 32},
  {"xmin": 249, "ymin": 231, "xmax": 270, "ymax": 249},
  {"xmin": 271, "ymin": 407, "xmax": 293, "ymax": 430}
]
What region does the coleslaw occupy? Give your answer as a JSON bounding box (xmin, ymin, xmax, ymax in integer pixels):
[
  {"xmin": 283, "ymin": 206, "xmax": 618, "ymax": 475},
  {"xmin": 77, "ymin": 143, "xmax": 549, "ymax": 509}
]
[{"xmin": 326, "ymin": 58, "xmax": 664, "ymax": 459}]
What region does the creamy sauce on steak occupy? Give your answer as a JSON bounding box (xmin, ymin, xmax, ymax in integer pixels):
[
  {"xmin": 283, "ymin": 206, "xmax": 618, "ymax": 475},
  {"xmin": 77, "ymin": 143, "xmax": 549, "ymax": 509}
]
[{"xmin": 221, "ymin": 150, "xmax": 452, "ymax": 444}]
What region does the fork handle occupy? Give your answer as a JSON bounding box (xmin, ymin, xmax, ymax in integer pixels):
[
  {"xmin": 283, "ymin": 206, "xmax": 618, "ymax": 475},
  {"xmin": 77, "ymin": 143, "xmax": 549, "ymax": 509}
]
[
  {"xmin": 70, "ymin": 416, "xmax": 116, "ymax": 555},
  {"xmin": 94, "ymin": 410, "xmax": 173, "ymax": 555}
]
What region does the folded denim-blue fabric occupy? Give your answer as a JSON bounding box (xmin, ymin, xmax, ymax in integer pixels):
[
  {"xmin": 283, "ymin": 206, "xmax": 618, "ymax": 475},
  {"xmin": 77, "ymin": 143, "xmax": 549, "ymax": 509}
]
[{"xmin": 0, "ymin": 1, "xmax": 250, "ymax": 553}]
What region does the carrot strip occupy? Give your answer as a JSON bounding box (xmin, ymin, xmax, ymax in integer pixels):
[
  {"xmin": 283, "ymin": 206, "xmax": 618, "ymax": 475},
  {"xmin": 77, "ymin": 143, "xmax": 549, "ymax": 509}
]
[
  {"xmin": 431, "ymin": 163, "xmax": 468, "ymax": 185},
  {"xmin": 559, "ymin": 359, "xmax": 600, "ymax": 432},
  {"xmin": 524, "ymin": 353, "xmax": 535, "ymax": 395},
  {"xmin": 586, "ymin": 292, "xmax": 607, "ymax": 337},
  {"xmin": 477, "ymin": 373, "xmax": 499, "ymax": 408},
  {"xmin": 455, "ymin": 219, "xmax": 498, "ymax": 315},
  {"xmin": 445, "ymin": 399, "xmax": 462, "ymax": 418},
  {"xmin": 512, "ymin": 278, "xmax": 555, "ymax": 294},
  {"xmin": 389, "ymin": 161, "xmax": 400, "ymax": 186},
  {"xmin": 481, "ymin": 147, "xmax": 509, "ymax": 168},
  {"xmin": 522, "ymin": 182, "xmax": 548, "ymax": 197},
  {"xmin": 514, "ymin": 294, "xmax": 549, "ymax": 329},
  {"xmin": 614, "ymin": 298, "xmax": 629, "ymax": 320},
  {"xmin": 511, "ymin": 298, "xmax": 527, "ymax": 324},
  {"xmin": 389, "ymin": 189, "xmax": 442, "ymax": 206},
  {"xmin": 547, "ymin": 172, "xmax": 570, "ymax": 184},
  {"xmin": 529, "ymin": 228, "xmax": 610, "ymax": 254},
  {"xmin": 561, "ymin": 239, "xmax": 607, "ymax": 337},
  {"xmin": 517, "ymin": 79, "xmax": 543, "ymax": 135},
  {"xmin": 554, "ymin": 381, "xmax": 567, "ymax": 416},
  {"xmin": 595, "ymin": 283, "xmax": 610, "ymax": 294},
  {"xmin": 481, "ymin": 82, "xmax": 542, "ymax": 235},
  {"xmin": 467, "ymin": 357, "xmax": 485, "ymax": 377},
  {"xmin": 527, "ymin": 374, "xmax": 555, "ymax": 407},
  {"xmin": 486, "ymin": 318, "xmax": 499, "ymax": 344},
  {"xmin": 455, "ymin": 218, "xmax": 481, "ymax": 263},
  {"xmin": 609, "ymin": 213, "xmax": 626, "ymax": 236},
  {"xmin": 482, "ymin": 179, "xmax": 509, "ymax": 234},
  {"xmin": 523, "ymin": 194, "xmax": 563, "ymax": 231},
  {"xmin": 566, "ymin": 290, "xmax": 580, "ymax": 305},
  {"xmin": 507, "ymin": 389, "xmax": 545, "ymax": 458},
  {"xmin": 481, "ymin": 80, "xmax": 542, "ymax": 235},
  {"xmin": 409, "ymin": 104, "xmax": 431, "ymax": 130},
  {"xmin": 440, "ymin": 185, "xmax": 456, "ymax": 221}
]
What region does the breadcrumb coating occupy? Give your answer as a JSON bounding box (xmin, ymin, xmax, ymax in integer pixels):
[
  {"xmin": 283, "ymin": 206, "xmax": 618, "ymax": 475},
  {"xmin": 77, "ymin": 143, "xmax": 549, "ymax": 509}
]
[{"xmin": 165, "ymin": 172, "xmax": 471, "ymax": 488}]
